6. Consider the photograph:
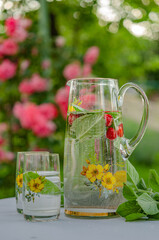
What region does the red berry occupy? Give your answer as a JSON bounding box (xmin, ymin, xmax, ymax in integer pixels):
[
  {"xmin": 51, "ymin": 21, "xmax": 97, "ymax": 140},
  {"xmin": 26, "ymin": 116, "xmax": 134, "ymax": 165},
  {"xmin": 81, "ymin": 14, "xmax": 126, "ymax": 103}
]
[
  {"xmin": 104, "ymin": 114, "xmax": 113, "ymax": 127},
  {"xmin": 117, "ymin": 123, "xmax": 124, "ymax": 137},
  {"xmin": 106, "ymin": 127, "xmax": 117, "ymax": 140}
]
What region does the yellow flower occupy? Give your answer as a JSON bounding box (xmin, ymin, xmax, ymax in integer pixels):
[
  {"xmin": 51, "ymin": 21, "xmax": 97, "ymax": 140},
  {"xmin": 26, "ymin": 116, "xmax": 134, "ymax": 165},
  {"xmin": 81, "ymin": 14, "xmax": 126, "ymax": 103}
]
[
  {"xmin": 102, "ymin": 172, "xmax": 116, "ymax": 190},
  {"xmin": 114, "ymin": 170, "xmax": 127, "ymax": 188},
  {"xmin": 86, "ymin": 159, "xmax": 90, "ymax": 164},
  {"xmin": 103, "ymin": 164, "xmax": 109, "ymax": 172},
  {"xmin": 68, "ymin": 105, "xmax": 75, "ymax": 112},
  {"xmin": 81, "ymin": 166, "xmax": 88, "ymax": 176},
  {"xmin": 86, "ymin": 164, "xmax": 103, "ymax": 183},
  {"xmin": 16, "ymin": 174, "xmax": 23, "ymax": 188},
  {"xmin": 28, "ymin": 177, "xmax": 44, "ymax": 193}
]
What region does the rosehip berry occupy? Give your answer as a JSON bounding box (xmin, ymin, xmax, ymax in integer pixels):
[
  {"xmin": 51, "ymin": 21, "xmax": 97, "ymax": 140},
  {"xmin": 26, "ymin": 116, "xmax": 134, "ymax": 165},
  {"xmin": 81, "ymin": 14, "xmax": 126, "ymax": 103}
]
[
  {"xmin": 68, "ymin": 113, "xmax": 76, "ymax": 125},
  {"xmin": 104, "ymin": 114, "xmax": 113, "ymax": 127},
  {"xmin": 117, "ymin": 123, "xmax": 124, "ymax": 137},
  {"xmin": 106, "ymin": 127, "xmax": 117, "ymax": 140}
]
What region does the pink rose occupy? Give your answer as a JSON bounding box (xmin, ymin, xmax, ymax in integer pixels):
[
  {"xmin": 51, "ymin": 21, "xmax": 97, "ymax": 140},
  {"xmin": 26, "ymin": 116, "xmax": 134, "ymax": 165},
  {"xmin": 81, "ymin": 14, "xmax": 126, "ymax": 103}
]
[
  {"xmin": 63, "ymin": 62, "xmax": 81, "ymax": 80},
  {"xmin": 13, "ymin": 102, "xmax": 24, "ymax": 118},
  {"xmin": 31, "ymin": 74, "xmax": 48, "ymax": 92},
  {"xmin": 0, "ymin": 39, "xmax": 18, "ymax": 55},
  {"xmin": 5, "ymin": 151, "xmax": 14, "ymax": 161},
  {"xmin": 19, "ymin": 18, "xmax": 32, "ymax": 29},
  {"xmin": 82, "ymin": 64, "xmax": 92, "ymax": 77},
  {"xmin": 0, "ymin": 59, "xmax": 17, "ymax": 81},
  {"xmin": 19, "ymin": 103, "xmax": 40, "ymax": 129},
  {"xmin": 19, "ymin": 80, "xmax": 34, "ymax": 94},
  {"xmin": 20, "ymin": 60, "xmax": 30, "ymax": 71},
  {"xmin": 5, "ymin": 17, "xmax": 18, "ymax": 36},
  {"xmin": 39, "ymin": 103, "xmax": 58, "ymax": 120},
  {"xmin": 5, "ymin": 17, "xmax": 28, "ymax": 42},
  {"xmin": 32, "ymin": 120, "xmax": 56, "ymax": 138},
  {"xmin": 80, "ymin": 93, "xmax": 96, "ymax": 109},
  {"xmin": 0, "ymin": 137, "xmax": 5, "ymax": 145},
  {"xmin": 12, "ymin": 28, "xmax": 28, "ymax": 42},
  {"xmin": 84, "ymin": 46, "xmax": 99, "ymax": 65},
  {"xmin": 0, "ymin": 150, "xmax": 14, "ymax": 162},
  {"xmin": 0, "ymin": 123, "xmax": 8, "ymax": 133},
  {"xmin": 55, "ymin": 86, "xmax": 69, "ymax": 119},
  {"xmin": 42, "ymin": 59, "xmax": 51, "ymax": 70},
  {"xmin": 55, "ymin": 36, "xmax": 65, "ymax": 48}
]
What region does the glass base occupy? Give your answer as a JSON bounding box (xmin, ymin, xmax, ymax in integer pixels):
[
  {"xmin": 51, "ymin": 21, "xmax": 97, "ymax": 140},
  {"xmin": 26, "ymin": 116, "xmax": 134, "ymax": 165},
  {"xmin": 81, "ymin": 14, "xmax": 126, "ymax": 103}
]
[
  {"xmin": 65, "ymin": 208, "xmax": 118, "ymax": 218},
  {"xmin": 17, "ymin": 208, "xmax": 23, "ymax": 214},
  {"xmin": 24, "ymin": 213, "xmax": 60, "ymax": 222}
]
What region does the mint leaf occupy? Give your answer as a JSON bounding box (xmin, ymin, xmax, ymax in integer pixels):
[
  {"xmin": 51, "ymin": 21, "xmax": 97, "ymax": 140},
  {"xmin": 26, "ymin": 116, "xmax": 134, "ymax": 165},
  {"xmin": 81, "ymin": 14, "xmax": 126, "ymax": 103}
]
[
  {"xmin": 71, "ymin": 112, "xmax": 105, "ymax": 140},
  {"xmin": 137, "ymin": 193, "xmax": 159, "ymax": 215},
  {"xmin": 127, "ymin": 160, "xmax": 139, "ymax": 186},
  {"xmin": 149, "ymin": 170, "xmax": 159, "ymax": 192},
  {"xmin": 72, "ymin": 104, "xmax": 88, "ymax": 112},
  {"xmin": 117, "ymin": 200, "xmax": 141, "ymax": 217},
  {"xmin": 126, "ymin": 213, "xmax": 147, "ymax": 221},
  {"xmin": 23, "ymin": 172, "xmax": 39, "ymax": 184},
  {"xmin": 41, "ymin": 179, "xmax": 61, "ymax": 195},
  {"xmin": 151, "ymin": 193, "xmax": 159, "ymax": 201},
  {"xmin": 123, "ymin": 184, "xmax": 137, "ymax": 200},
  {"xmin": 148, "ymin": 213, "xmax": 159, "ymax": 220},
  {"xmin": 137, "ymin": 178, "xmax": 147, "ymax": 190}
]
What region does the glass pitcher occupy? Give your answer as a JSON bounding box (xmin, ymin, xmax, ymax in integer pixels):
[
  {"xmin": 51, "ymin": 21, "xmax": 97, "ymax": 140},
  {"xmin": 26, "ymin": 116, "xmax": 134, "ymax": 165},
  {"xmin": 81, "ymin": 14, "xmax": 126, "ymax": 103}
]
[{"xmin": 64, "ymin": 78, "xmax": 149, "ymax": 218}]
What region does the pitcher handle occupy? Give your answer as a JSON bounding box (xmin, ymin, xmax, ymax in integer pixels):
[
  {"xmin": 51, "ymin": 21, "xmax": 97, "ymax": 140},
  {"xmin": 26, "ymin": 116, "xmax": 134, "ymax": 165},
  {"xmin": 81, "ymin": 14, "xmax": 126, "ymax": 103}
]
[{"xmin": 118, "ymin": 82, "xmax": 149, "ymax": 160}]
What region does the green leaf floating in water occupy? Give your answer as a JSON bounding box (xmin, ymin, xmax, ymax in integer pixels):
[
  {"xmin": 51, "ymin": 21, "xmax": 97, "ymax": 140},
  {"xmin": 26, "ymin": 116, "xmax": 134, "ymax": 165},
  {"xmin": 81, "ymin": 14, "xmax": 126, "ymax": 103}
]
[
  {"xmin": 70, "ymin": 112, "xmax": 105, "ymax": 140},
  {"xmin": 23, "ymin": 171, "xmax": 61, "ymax": 195}
]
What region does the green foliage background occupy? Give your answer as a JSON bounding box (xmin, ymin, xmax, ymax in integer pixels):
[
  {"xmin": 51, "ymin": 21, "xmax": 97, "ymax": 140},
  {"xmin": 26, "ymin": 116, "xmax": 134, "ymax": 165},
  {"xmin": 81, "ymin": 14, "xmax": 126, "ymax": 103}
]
[{"xmin": 0, "ymin": 0, "xmax": 159, "ymax": 198}]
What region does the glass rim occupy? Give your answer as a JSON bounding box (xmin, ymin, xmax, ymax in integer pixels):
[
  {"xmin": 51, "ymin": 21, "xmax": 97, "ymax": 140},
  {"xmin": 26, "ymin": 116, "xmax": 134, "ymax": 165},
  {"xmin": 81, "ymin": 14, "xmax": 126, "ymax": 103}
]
[
  {"xmin": 67, "ymin": 77, "xmax": 118, "ymax": 86},
  {"xmin": 24, "ymin": 151, "xmax": 49, "ymax": 156}
]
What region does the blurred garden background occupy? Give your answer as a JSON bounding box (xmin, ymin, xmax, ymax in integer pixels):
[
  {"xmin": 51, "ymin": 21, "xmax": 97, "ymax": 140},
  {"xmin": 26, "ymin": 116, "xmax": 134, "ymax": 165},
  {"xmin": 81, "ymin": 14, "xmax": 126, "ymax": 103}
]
[{"xmin": 0, "ymin": 0, "xmax": 159, "ymax": 199}]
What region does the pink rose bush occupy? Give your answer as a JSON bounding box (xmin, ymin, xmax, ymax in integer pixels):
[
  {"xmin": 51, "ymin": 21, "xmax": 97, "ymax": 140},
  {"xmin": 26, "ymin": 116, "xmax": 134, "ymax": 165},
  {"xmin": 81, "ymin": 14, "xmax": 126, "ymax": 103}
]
[
  {"xmin": 13, "ymin": 102, "xmax": 58, "ymax": 137},
  {"xmin": 19, "ymin": 74, "xmax": 48, "ymax": 94},
  {"xmin": 0, "ymin": 39, "xmax": 18, "ymax": 56},
  {"xmin": 84, "ymin": 46, "xmax": 99, "ymax": 65},
  {"xmin": 56, "ymin": 46, "xmax": 99, "ymax": 118},
  {"xmin": 55, "ymin": 86, "xmax": 70, "ymax": 119},
  {"xmin": 0, "ymin": 59, "xmax": 17, "ymax": 81},
  {"xmin": 5, "ymin": 17, "xmax": 31, "ymax": 42}
]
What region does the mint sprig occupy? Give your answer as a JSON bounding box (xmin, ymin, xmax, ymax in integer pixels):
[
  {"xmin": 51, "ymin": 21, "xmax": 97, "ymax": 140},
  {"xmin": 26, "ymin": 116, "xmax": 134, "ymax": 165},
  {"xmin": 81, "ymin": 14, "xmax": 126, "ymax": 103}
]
[{"xmin": 117, "ymin": 160, "xmax": 159, "ymax": 221}]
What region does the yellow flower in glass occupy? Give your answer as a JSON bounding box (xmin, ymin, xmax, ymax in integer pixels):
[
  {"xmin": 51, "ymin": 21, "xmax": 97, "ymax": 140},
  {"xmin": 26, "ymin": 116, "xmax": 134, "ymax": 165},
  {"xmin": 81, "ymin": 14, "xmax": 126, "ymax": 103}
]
[
  {"xmin": 103, "ymin": 164, "xmax": 109, "ymax": 172},
  {"xmin": 114, "ymin": 170, "xmax": 127, "ymax": 188},
  {"xmin": 28, "ymin": 177, "xmax": 44, "ymax": 193},
  {"xmin": 102, "ymin": 172, "xmax": 116, "ymax": 190},
  {"xmin": 86, "ymin": 164, "xmax": 103, "ymax": 183},
  {"xmin": 16, "ymin": 174, "xmax": 23, "ymax": 188}
]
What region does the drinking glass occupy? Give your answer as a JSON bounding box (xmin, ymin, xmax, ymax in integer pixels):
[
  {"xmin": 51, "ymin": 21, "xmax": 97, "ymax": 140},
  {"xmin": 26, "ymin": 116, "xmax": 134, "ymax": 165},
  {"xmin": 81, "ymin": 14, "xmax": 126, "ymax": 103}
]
[
  {"xmin": 15, "ymin": 152, "xmax": 27, "ymax": 213},
  {"xmin": 22, "ymin": 152, "xmax": 61, "ymax": 222}
]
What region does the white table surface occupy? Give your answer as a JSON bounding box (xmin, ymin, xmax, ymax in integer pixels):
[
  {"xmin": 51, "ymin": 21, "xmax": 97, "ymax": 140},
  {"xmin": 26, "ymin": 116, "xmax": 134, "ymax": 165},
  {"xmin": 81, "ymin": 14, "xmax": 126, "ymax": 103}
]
[{"xmin": 0, "ymin": 198, "xmax": 159, "ymax": 240}]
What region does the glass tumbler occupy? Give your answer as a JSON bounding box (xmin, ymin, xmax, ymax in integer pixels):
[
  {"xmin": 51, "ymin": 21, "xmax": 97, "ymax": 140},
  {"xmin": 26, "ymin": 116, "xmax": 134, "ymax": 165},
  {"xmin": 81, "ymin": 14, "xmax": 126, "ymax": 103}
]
[
  {"xmin": 15, "ymin": 152, "xmax": 27, "ymax": 213},
  {"xmin": 22, "ymin": 152, "xmax": 61, "ymax": 222}
]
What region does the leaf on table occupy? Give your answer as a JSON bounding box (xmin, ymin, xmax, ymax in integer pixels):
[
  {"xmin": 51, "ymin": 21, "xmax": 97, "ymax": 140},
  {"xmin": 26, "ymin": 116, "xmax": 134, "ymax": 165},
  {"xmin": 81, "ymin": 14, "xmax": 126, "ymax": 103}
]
[
  {"xmin": 149, "ymin": 169, "xmax": 159, "ymax": 193},
  {"xmin": 117, "ymin": 200, "xmax": 141, "ymax": 217},
  {"xmin": 125, "ymin": 213, "xmax": 147, "ymax": 221},
  {"xmin": 71, "ymin": 112, "xmax": 105, "ymax": 140},
  {"xmin": 151, "ymin": 192, "xmax": 159, "ymax": 201},
  {"xmin": 127, "ymin": 160, "xmax": 139, "ymax": 186},
  {"xmin": 137, "ymin": 178, "xmax": 147, "ymax": 190},
  {"xmin": 148, "ymin": 212, "xmax": 159, "ymax": 220},
  {"xmin": 123, "ymin": 184, "xmax": 137, "ymax": 200},
  {"xmin": 137, "ymin": 193, "xmax": 159, "ymax": 215}
]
